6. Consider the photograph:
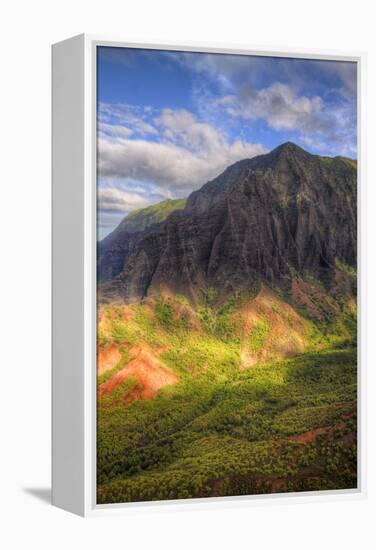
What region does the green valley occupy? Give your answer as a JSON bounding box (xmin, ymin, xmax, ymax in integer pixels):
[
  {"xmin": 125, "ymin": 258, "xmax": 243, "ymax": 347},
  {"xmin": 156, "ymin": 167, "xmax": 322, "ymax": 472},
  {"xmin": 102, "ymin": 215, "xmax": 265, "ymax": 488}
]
[{"xmin": 96, "ymin": 285, "xmax": 357, "ymax": 503}]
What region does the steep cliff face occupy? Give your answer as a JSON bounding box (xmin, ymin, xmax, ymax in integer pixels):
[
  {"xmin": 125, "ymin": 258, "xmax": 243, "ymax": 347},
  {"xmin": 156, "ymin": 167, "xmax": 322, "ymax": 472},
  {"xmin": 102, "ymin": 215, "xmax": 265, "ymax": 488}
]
[
  {"xmin": 97, "ymin": 198, "xmax": 187, "ymax": 282},
  {"xmin": 99, "ymin": 142, "xmax": 357, "ymax": 304}
]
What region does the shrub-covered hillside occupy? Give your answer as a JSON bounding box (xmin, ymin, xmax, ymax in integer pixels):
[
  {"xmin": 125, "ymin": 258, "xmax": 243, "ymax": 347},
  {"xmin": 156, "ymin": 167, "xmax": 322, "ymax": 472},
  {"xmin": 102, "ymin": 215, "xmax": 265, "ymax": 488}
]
[{"xmin": 96, "ymin": 283, "xmax": 357, "ymax": 503}]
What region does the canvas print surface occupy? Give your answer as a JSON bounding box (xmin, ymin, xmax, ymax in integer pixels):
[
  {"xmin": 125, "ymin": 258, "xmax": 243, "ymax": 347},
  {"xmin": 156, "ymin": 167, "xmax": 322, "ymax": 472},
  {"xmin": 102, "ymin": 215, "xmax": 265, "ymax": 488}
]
[{"xmin": 96, "ymin": 47, "xmax": 357, "ymax": 504}]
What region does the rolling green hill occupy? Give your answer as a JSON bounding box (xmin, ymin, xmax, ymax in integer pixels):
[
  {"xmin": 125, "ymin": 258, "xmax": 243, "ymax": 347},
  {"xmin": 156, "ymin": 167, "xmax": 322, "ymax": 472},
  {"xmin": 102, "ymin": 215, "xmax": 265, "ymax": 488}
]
[{"xmin": 114, "ymin": 197, "xmax": 187, "ymax": 234}]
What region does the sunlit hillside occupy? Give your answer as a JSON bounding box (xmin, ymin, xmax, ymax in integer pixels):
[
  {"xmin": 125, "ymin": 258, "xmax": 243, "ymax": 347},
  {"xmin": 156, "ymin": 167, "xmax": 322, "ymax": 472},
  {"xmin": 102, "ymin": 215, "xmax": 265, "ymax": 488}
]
[{"xmin": 96, "ymin": 282, "xmax": 357, "ymax": 503}]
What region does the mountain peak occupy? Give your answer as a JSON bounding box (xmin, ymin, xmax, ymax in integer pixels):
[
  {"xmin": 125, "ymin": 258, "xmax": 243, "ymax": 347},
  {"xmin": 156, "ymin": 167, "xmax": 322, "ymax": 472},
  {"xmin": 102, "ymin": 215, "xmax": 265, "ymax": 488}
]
[
  {"xmin": 271, "ymin": 141, "xmax": 309, "ymax": 156},
  {"xmin": 98, "ymin": 140, "xmax": 357, "ymax": 303}
]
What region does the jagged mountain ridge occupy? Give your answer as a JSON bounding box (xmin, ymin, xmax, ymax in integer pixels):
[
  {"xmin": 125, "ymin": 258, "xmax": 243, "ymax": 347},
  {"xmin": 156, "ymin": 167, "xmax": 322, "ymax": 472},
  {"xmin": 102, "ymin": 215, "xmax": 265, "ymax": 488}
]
[{"xmin": 99, "ymin": 142, "xmax": 357, "ymax": 304}]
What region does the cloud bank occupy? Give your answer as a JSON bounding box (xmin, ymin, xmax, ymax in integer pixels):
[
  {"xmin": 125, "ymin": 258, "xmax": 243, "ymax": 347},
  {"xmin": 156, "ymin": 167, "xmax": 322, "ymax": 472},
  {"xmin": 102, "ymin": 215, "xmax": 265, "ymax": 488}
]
[
  {"xmin": 211, "ymin": 82, "xmax": 355, "ymax": 154},
  {"xmin": 97, "ymin": 105, "xmax": 266, "ymax": 228}
]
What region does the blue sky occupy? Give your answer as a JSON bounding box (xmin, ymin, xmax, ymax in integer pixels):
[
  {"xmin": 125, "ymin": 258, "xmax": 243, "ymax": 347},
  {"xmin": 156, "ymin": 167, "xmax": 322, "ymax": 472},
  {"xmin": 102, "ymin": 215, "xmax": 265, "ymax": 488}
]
[{"xmin": 97, "ymin": 47, "xmax": 357, "ymax": 239}]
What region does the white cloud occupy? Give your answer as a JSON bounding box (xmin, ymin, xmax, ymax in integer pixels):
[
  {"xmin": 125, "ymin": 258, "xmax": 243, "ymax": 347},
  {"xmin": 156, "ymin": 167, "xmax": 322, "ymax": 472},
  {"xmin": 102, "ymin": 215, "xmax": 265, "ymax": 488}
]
[
  {"xmin": 210, "ymin": 82, "xmax": 356, "ymax": 155},
  {"xmin": 98, "ymin": 108, "xmax": 266, "ymax": 195},
  {"xmin": 322, "ymin": 61, "xmax": 357, "ymax": 99},
  {"xmin": 170, "ymin": 52, "xmax": 357, "ymax": 100},
  {"xmin": 170, "ymin": 53, "xmax": 356, "ymax": 153},
  {"xmin": 98, "ymin": 122, "xmax": 133, "ymax": 140},
  {"xmin": 165, "ymin": 51, "xmax": 264, "ymax": 93},
  {"xmin": 97, "ymin": 107, "xmax": 266, "ymax": 234},
  {"xmin": 98, "ymin": 186, "xmax": 151, "ymax": 213},
  {"xmin": 155, "ymin": 108, "xmax": 230, "ymax": 154},
  {"xmin": 213, "ymin": 83, "xmax": 332, "ymax": 133},
  {"xmin": 99, "ymin": 103, "xmax": 158, "ymax": 136}
]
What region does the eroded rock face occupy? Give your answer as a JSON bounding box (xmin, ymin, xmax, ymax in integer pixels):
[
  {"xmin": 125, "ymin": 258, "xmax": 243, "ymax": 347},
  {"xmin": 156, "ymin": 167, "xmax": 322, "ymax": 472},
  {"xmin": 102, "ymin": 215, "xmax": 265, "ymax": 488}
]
[
  {"xmin": 97, "ymin": 198, "xmax": 187, "ymax": 283},
  {"xmin": 99, "ymin": 142, "xmax": 357, "ymax": 304},
  {"xmin": 97, "ymin": 223, "xmax": 161, "ymax": 283}
]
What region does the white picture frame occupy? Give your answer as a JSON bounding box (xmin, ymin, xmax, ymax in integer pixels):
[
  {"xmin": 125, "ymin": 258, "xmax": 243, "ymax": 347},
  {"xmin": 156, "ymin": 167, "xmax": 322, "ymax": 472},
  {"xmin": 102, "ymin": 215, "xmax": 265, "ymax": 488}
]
[{"xmin": 52, "ymin": 34, "xmax": 366, "ymax": 517}]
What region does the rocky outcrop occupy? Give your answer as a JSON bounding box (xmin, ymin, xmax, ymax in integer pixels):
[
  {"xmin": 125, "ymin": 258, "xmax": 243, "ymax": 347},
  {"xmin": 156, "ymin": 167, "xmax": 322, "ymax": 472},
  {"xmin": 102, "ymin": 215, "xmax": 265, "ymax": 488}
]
[
  {"xmin": 99, "ymin": 142, "xmax": 357, "ymax": 304},
  {"xmin": 98, "ymin": 198, "xmax": 186, "ymax": 282}
]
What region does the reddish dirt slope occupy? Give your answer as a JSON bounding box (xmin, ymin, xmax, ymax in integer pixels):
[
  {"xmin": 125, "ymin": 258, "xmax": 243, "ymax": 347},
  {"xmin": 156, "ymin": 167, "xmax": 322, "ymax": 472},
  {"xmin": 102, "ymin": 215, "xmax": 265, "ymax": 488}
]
[
  {"xmin": 241, "ymin": 285, "xmax": 308, "ymax": 366},
  {"xmin": 98, "ymin": 344, "xmax": 178, "ymax": 402},
  {"xmin": 97, "ymin": 344, "xmax": 122, "ymax": 376}
]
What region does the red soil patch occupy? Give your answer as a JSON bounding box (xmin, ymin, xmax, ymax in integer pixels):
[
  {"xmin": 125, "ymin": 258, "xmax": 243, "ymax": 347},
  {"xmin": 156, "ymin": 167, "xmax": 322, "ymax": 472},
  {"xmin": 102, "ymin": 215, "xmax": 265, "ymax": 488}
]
[
  {"xmin": 97, "ymin": 344, "xmax": 122, "ymax": 376},
  {"xmin": 121, "ymin": 306, "xmax": 135, "ymax": 322},
  {"xmin": 98, "ymin": 344, "xmax": 178, "ymax": 402},
  {"xmin": 288, "ymin": 417, "xmax": 350, "ymax": 444},
  {"xmin": 291, "ymin": 278, "xmax": 323, "ymax": 320},
  {"xmin": 98, "ymin": 304, "xmax": 135, "ymax": 325},
  {"xmin": 292, "ymin": 426, "xmax": 331, "ymax": 443},
  {"xmin": 291, "ymin": 278, "xmax": 340, "ymax": 321},
  {"xmin": 241, "ymin": 285, "xmax": 307, "ymax": 366}
]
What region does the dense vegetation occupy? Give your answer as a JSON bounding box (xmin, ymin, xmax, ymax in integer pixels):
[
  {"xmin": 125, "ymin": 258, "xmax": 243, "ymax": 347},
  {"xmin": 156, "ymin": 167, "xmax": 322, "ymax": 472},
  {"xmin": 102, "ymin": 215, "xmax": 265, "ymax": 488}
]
[
  {"xmin": 97, "ymin": 283, "xmax": 357, "ymax": 504},
  {"xmin": 116, "ymin": 197, "xmax": 187, "ymax": 234}
]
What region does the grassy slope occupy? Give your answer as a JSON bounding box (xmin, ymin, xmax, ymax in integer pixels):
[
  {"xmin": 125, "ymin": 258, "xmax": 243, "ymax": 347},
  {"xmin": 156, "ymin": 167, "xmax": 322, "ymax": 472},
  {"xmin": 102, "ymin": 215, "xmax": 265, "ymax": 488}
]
[
  {"xmin": 116, "ymin": 198, "xmax": 187, "ymax": 234},
  {"xmin": 97, "ymin": 285, "xmax": 357, "ymax": 504},
  {"xmin": 317, "ymin": 155, "xmax": 357, "ymax": 169}
]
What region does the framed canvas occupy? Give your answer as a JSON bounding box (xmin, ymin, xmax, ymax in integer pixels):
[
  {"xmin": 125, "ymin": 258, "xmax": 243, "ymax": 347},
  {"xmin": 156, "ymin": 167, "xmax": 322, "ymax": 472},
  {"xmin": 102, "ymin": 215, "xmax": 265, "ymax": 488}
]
[{"xmin": 52, "ymin": 34, "xmax": 366, "ymax": 516}]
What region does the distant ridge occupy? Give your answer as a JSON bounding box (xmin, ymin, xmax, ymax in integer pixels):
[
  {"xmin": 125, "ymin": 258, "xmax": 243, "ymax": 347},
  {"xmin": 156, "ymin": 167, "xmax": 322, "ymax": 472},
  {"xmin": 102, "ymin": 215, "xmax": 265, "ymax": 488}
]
[
  {"xmin": 98, "ymin": 198, "xmax": 187, "ymax": 282},
  {"xmin": 107, "ymin": 197, "xmax": 187, "ymax": 238}
]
